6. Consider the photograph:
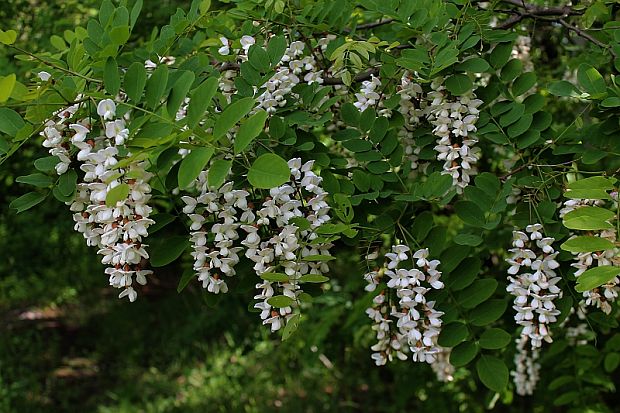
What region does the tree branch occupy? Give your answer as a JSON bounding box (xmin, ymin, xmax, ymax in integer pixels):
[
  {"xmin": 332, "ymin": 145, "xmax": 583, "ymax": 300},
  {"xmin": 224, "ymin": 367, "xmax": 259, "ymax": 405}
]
[
  {"xmin": 558, "ymin": 19, "xmax": 616, "ymax": 57},
  {"xmin": 345, "ymin": 18, "xmax": 395, "ymax": 32},
  {"xmin": 323, "ymin": 67, "xmax": 380, "ymax": 85}
]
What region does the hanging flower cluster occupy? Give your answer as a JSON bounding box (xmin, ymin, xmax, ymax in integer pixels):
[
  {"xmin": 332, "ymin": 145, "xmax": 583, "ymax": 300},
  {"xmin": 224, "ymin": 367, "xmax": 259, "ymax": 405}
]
[
  {"xmin": 560, "ymin": 198, "xmax": 620, "ymax": 314},
  {"xmin": 251, "ymin": 158, "xmax": 332, "ymax": 332},
  {"xmin": 40, "ymin": 95, "xmax": 86, "ymax": 175},
  {"xmin": 218, "ymin": 35, "xmax": 329, "ymax": 112},
  {"xmin": 364, "ymin": 246, "xmax": 445, "ymax": 366},
  {"xmin": 511, "ymin": 335, "xmax": 540, "ymax": 396},
  {"xmin": 427, "ymin": 78, "xmax": 483, "ymax": 193},
  {"xmin": 62, "ymin": 99, "xmax": 155, "ymax": 302},
  {"xmin": 506, "ymin": 224, "xmax": 563, "ymax": 348},
  {"xmin": 182, "ymin": 158, "xmax": 333, "ymax": 332},
  {"xmin": 182, "ymin": 173, "xmax": 252, "ymax": 294}
]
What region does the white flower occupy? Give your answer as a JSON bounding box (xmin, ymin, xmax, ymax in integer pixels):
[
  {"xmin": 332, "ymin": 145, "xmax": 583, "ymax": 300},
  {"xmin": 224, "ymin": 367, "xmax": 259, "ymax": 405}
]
[
  {"xmin": 218, "ymin": 37, "xmax": 230, "ymax": 55},
  {"xmin": 38, "ymin": 71, "xmax": 51, "ymax": 81},
  {"xmin": 97, "ymin": 99, "xmax": 116, "ymax": 120},
  {"xmin": 240, "ymin": 35, "xmax": 255, "ymax": 52}
]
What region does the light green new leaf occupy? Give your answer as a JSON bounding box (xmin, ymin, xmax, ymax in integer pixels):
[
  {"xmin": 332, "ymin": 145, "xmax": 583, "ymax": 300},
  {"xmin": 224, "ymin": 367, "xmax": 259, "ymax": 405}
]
[
  {"xmin": 267, "ymin": 295, "xmax": 294, "ymax": 308},
  {"xmin": 177, "ymin": 147, "xmax": 215, "ymax": 189},
  {"xmin": 0, "ymin": 74, "xmax": 16, "ymax": 103},
  {"xmin": 247, "ymin": 153, "xmax": 290, "ymax": 189},
  {"xmin": 567, "ymin": 176, "xmax": 615, "ymax": 190},
  {"xmin": 0, "ymin": 29, "xmax": 17, "ymax": 45},
  {"xmin": 561, "ymin": 236, "xmax": 615, "ymax": 253},
  {"xmin": 105, "ymin": 183, "xmax": 129, "ymax": 206},
  {"xmin": 576, "ymin": 266, "xmax": 620, "ymax": 292},
  {"xmin": 234, "ymin": 110, "xmax": 268, "ymax": 154},
  {"xmin": 563, "ymin": 206, "xmax": 615, "ymax": 230},
  {"xmin": 260, "ymin": 273, "xmax": 289, "ymax": 282},
  {"xmin": 281, "ymin": 313, "xmax": 300, "ymax": 341}
]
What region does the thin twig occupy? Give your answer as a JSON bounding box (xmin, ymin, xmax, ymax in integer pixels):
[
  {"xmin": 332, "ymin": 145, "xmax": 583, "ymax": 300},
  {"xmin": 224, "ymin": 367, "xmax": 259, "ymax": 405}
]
[
  {"xmin": 559, "ymin": 19, "xmax": 616, "ymax": 57},
  {"xmin": 344, "ymin": 18, "xmax": 395, "ymax": 33}
]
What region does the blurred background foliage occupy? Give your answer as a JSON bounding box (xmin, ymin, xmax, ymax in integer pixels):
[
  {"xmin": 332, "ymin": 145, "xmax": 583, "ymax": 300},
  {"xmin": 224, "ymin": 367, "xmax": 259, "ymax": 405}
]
[{"xmin": 1, "ymin": 1, "xmax": 619, "ymax": 412}]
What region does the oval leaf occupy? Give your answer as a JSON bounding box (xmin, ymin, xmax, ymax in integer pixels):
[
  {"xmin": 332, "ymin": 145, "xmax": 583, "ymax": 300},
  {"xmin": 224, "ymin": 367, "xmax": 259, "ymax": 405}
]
[
  {"xmin": 247, "ymin": 153, "xmax": 290, "ymax": 189},
  {"xmin": 177, "ymin": 147, "xmax": 215, "ymax": 189}
]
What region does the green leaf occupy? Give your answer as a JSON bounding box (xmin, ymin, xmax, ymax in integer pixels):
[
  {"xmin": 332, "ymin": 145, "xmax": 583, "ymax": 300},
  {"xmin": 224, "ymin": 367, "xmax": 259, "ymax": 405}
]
[
  {"xmin": 450, "ymin": 341, "xmax": 478, "ymax": 367},
  {"xmin": 247, "ymin": 153, "xmax": 290, "ymax": 189},
  {"xmin": 299, "ymin": 274, "xmax": 330, "ymax": 283},
  {"xmin": 177, "ymin": 268, "xmax": 195, "ymax": 293},
  {"xmin": 0, "ymin": 108, "xmax": 25, "ymax": 135},
  {"xmin": 167, "ymin": 71, "xmax": 195, "ymax": 118},
  {"xmin": 476, "ymin": 355, "xmax": 508, "ymax": 393},
  {"xmin": 281, "ymin": 313, "xmax": 300, "ymax": 341},
  {"xmin": 124, "ymin": 62, "xmax": 147, "ymax": 102},
  {"xmin": 340, "ymin": 102, "xmax": 360, "ymax": 126},
  {"xmin": 479, "ymin": 328, "xmax": 511, "ymax": 350},
  {"xmin": 576, "ymin": 266, "xmax": 620, "ymax": 292},
  {"xmin": 567, "ymin": 176, "xmax": 615, "ymax": 190},
  {"xmin": 563, "ymin": 206, "xmax": 615, "ymax": 230},
  {"xmin": 499, "ymin": 103, "xmax": 525, "ymax": 127},
  {"xmin": 34, "ymin": 156, "xmax": 60, "ymax": 172},
  {"xmin": 455, "ymin": 200, "xmax": 485, "ymax": 226},
  {"xmin": 564, "ymin": 188, "xmax": 611, "ymax": 200},
  {"xmin": 438, "ymin": 321, "xmax": 468, "ymax": 347},
  {"xmin": 577, "ymin": 63, "xmax": 606, "ymax": 96},
  {"xmin": 9, "ymin": 191, "xmax": 47, "ymax": 213},
  {"xmin": 561, "ymin": 236, "xmax": 615, "ymax": 253},
  {"xmin": 500, "ymin": 58, "xmax": 522, "ymax": 82},
  {"xmin": 490, "ymin": 42, "xmax": 513, "ymax": 68},
  {"xmin": 186, "ymin": 76, "xmax": 219, "ymax": 128},
  {"xmin": 454, "ymin": 233, "xmax": 483, "ymax": 246},
  {"xmin": 0, "ymin": 74, "xmax": 16, "ymax": 103},
  {"xmin": 130, "ymin": 0, "xmax": 143, "ymax": 28},
  {"xmin": 267, "ymin": 295, "xmax": 294, "ymax": 308},
  {"xmin": 458, "ymin": 279, "xmax": 498, "ymax": 309},
  {"xmin": 455, "ymin": 57, "xmax": 489, "ymax": 73},
  {"xmin": 58, "ymin": 169, "xmax": 77, "ymax": 197},
  {"xmin": 470, "ymin": 299, "xmax": 507, "ymax": 326},
  {"xmin": 604, "ymin": 352, "xmax": 620, "ymax": 372},
  {"xmin": 104, "ymin": 57, "xmax": 120, "ymax": 96},
  {"xmin": 177, "ymin": 147, "xmax": 215, "ymax": 189},
  {"xmin": 105, "ymin": 183, "xmax": 129, "ymax": 206},
  {"xmin": 145, "ymin": 65, "xmax": 169, "ymax": 109},
  {"xmin": 149, "ymin": 213, "xmax": 176, "ymax": 234},
  {"xmin": 213, "ymin": 97, "xmax": 255, "ymax": 139},
  {"xmin": 248, "ymin": 45, "xmax": 270, "ymax": 72},
  {"xmin": 207, "ymin": 159, "xmax": 231, "ymax": 189},
  {"xmin": 260, "ymin": 273, "xmax": 289, "ymax": 282},
  {"xmin": 150, "ymin": 235, "xmax": 189, "ymax": 267},
  {"xmin": 267, "ymin": 35, "xmax": 287, "ymax": 65},
  {"xmin": 548, "ymin": 80, "xmax": 580, "ymax": 97},
  {"xmin": 16, "ymin": 173, "xmax": 52, "ymax": 188},
  {"xmin": 0, "ymin": 29, "xmax": 17, "ymax": 45},
  {"xmin": 234, "ymin": 110, "xmax": 268, "ymax": 154},
  {"xmin": 445, "ymin": 74, "xmax": 473, "ymax": 95},
  {"xmin": 512, "ymin": 72, "xmax": 537, "ymax": 96},
  {"xmin": 507, "ymin": 113, "xmax": 532, "ymax": 137},
  {"xmin": 448, "ymin": 257, "xmax": 480, "ymax": 291}
]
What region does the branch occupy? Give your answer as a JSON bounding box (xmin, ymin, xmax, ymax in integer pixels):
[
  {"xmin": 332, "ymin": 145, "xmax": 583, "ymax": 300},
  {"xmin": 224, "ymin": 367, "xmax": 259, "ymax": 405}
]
[
  {"xmin": 559, "ymin": 19, "xmax": 616, "ymax": 57},
  {"xmin": 474, "ymin": 0, "xmax": 583, "ymax": 29},
  {"xmin": 323, "ymin": 67, "xmax": 380, "ymax": 85},
  {"xmin": 345, "ymin": 18, "xmax": 395, "ymax": 32}
]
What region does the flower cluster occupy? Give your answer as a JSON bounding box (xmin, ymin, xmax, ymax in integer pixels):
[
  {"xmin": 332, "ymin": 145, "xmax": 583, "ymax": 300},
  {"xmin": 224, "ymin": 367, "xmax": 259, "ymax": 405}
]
[
  {"xmin": 218, "ymin": 35, "xmax": 329, "ymax": 113},
  {"xmin": 251, "ymin": 158, "xmax": 332, "ymax": 332},
  {"xmin": 511, "ymin": 336, "xmax": 540, "ymax": 396},
  {"xmin": 182, "ymin": 158, "xmax": 333, "ymax": 332},
  {"xmin": 427, "ymin": 78, "xmax": 483, "ymax": 193},
  {"xmin": 40, "ymin": 96, "xmax": 86, "ymax": 175},
  {"xmin": 66, "ymin": 100, "xmax": 155, "ymax": 302},
  {"xmin": 182, "ymin": 173, "xmax": 252, "ymax": 294},
  {"xmin": 364, "ymin": 246, "xmax": 445, "ymax": 366},
  {"xmin": 506, "ymin": 224, "xmax": 562, "ymax": 348},
  {"xmin": 560, "ymin": 198, "xmax": 619, "ymax": 314}
]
